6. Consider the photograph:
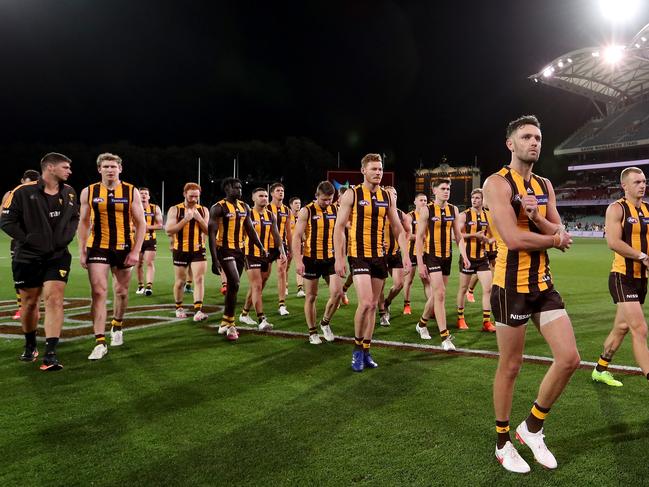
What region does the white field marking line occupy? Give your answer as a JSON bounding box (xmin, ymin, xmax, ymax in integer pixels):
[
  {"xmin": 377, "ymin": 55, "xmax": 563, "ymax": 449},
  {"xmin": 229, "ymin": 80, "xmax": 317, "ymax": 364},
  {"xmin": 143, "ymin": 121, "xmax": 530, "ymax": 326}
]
[{"xmin": 205, "ymin": 325, "xmax": 643, "ymax": 375}]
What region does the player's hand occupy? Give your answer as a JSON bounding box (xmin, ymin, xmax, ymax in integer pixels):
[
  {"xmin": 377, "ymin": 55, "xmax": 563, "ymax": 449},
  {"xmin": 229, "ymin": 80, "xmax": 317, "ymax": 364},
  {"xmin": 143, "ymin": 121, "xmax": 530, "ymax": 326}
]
[
  {"xmin": 124, "ymin": 250, "xmax": 139, "ymax": 267},
  {"xmin": 402, "ymin": 255, "xmax": 412, "ymax": 275},
  {"xmin": 185, "ymin": 208, "xmax": 195, "ymax": 221},
  {"xmin": 262, "ymin": 248, "xmax": 269, "ymax": 258},
  {"xmin": 463, "ymin": 256, "xmax": 471, "ymax": 269},
  {"xmin": 335, "ymin": 258, "xmax": 346, "ymax": 278},
  {"xmin": 211, "ymin": 260, "xmax": 222, "ymax": 275},
  {"xmin": 79, "ymin": 250, "xmax": 88, "ymax": 269},
  {"xmin": 279, "ymin": 252, "xmax": 287, "ymax": 264},
  {"xmin": 295, "ymin": 259, "xmax": 305, "ymax": 276},
  {"xmin": 553, "ymin": 230, "xmax": 572, "ymax": 252},
  {"xmin": 521, "ymin": 195, "xmax": 539, "ymax": 220},
  {"xmin": 418, "ymin": 262, "xmax": 429, "ymax": 281}
]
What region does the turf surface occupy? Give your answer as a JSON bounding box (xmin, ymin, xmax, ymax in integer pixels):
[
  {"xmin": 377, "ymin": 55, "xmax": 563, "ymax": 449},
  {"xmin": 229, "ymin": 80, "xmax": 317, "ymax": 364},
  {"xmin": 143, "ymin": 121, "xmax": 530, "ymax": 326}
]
[{"xmin": 2, "ymin": 236, "xmax": 649, "ymax": 486}]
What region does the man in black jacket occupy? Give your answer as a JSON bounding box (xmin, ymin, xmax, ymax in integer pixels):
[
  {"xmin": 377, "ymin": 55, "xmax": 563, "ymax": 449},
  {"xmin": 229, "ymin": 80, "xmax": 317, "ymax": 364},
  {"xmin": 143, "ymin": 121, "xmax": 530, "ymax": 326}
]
[{"xmin": 0, "ymin": 153, "xmax": 79, "ymax": 371}]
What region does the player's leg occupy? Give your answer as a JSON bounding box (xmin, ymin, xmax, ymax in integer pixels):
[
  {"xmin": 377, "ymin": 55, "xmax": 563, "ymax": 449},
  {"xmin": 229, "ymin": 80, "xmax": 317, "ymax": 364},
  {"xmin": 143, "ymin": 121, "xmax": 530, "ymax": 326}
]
[
  {"xmin": 190, "ymin": 260, "xmax": 208, "ymax": 321},
  {"xmin": 144, "ymin": 250, "xmax": 156, "ymax": 295},
  {"xmin": 592, "ymin": 306, "xmax": 627, "ymax": 386},
  {"xmin": 456, "ymin": 271, "xmax": 471, "ymax": 329},
  {"xmin": 88, "ymin": 263, "xmax": 111, "ymax": 358},
  {"xmin": 477, "ymin": 270, "xmax": 495, "ymax": 332},
  {"xmin": 173, "ymin": 264, "xmax": 188, "ymax": 318}
]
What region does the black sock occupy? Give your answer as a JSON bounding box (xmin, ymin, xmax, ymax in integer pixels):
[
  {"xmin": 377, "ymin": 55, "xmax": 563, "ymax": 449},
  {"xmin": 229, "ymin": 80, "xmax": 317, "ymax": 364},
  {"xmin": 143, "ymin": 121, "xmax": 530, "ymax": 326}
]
[
  {"xmin": 525, "ymin": 402, "xmax": 550, "ymax": 433},
  {"xmin": 496, "ymin": 420, "xmax": 510, "ymax": 449},
  {"xmin": 45, "ymin": 337, "xmax": 59, "ymax": 354},
  {"xmin": 25, "ymin": 330, "xmax": 37, "ymax": 349}
]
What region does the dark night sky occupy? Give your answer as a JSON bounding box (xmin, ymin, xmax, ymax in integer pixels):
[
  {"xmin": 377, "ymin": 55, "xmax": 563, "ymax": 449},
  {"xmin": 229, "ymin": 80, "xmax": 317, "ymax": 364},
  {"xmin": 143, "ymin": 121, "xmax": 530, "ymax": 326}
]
[{"xmin": 1, "ymin": 0, "xmax": 649, "ymax": 178}]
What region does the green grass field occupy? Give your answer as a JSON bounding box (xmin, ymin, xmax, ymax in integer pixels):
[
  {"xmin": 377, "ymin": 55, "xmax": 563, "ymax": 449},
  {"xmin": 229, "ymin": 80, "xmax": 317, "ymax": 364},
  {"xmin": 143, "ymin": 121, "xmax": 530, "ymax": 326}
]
[{"xmin": 2, "ymin": 236, "xmax": 649, "ymax": 486}]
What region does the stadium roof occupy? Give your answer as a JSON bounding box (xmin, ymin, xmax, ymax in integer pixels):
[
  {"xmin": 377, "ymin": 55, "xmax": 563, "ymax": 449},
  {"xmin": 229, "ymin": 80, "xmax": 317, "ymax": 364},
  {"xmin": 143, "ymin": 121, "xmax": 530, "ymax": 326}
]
[{"xmin": 530, "ymin": 22, "xmax": 649, "ymax": 111}]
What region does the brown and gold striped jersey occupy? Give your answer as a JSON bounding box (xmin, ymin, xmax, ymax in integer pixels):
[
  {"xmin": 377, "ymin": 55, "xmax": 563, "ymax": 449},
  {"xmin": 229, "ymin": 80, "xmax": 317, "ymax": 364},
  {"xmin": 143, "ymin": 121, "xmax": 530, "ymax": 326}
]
[
  {"xmin": 491, "ymin": 166, "xmax": 552, "ymax": 293},
  {"xmin": 269, "ymin": 202, "xmax": 290, "ymax": 248},
  {"xmin": 383, "ymin": 209, "xmax": 404, "ymax": 256},
  {"xmin": 425, "ymin": 201, "xmax": 457, "ymax": 258},
  {"xmin": 143, "ymin": 203, "xmax": 159, "ymax": 241},
  {"xmin": 214, "ymin": 199, "xmax": 248, "ymax": 251},
  {"xmin": 347, "ymin": 185, "xmax": 390, "ymax": 258},
  {"xmin": 172, "ymin": 203, "xmax": 207, "ymax": 252},
  {"xmin": 246, "ymin": 208, "xmax": 273, "ymax": 257},
  {"xmin": 87, "ymin": 182, "xmax": 134, "ymax": 250},
  {"xmin": 303, "ymin": 202, "xmax": 337, "ymax": 260},
  {"xmin": 462, "ymin": 207, "xmax": 489, "ymax": 260},
  {"xmin": 611, "ymin": 198, "xmax": 649, "ymax": 278}
]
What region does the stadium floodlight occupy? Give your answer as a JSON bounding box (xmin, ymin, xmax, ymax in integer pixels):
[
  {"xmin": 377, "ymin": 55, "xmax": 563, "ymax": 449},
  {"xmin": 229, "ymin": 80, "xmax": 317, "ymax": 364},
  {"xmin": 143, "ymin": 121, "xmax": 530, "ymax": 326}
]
[
  {"xmin": 558, "ymin": 60, "xmax": 564, "ymax": 68},
  {"xmin": 567, "ymin": 58, "xmax": 573, "ymax": 63},
  {"xmin": 543, "ymin": 66, "xmax": 554, "ymax": 77},
  {"xmin": 602, "ymin": 45, "xmax": 625, "ymax": 64},
  {"xmin": 592, "ymin": 51, "xmax": 600, "ymax": 57},
  {"xmin": 599, "ymin": 0, "xmax": 640, "ymax": 23}
]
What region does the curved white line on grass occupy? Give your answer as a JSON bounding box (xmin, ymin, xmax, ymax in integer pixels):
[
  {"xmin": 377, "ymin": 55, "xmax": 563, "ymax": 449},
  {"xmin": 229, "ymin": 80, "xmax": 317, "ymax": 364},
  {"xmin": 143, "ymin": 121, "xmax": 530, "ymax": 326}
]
[{"xmin": 205, "ymin": 325, "xmax": 643, "ymax": 375}]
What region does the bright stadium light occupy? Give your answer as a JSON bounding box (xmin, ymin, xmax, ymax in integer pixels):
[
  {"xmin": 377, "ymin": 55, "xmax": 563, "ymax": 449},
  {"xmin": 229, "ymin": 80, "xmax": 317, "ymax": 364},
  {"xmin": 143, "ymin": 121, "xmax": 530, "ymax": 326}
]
[
  {"xmin": 602, "ymin": 45, "xmax": 625, "ymax": 64},
  {"xmin": 599, "ymin": 0, "xmax": 640, "ymax": 23},
  {"xmin": 543, "ymin": 66, "xmax": 554, "ymax": 77}
]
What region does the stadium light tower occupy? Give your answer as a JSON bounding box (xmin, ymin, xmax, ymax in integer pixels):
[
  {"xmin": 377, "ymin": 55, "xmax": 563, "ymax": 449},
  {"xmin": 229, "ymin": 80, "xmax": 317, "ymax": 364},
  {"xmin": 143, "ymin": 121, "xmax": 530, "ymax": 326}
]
[{"xmin": 599, "ymin": 0, "xmax": 640, "ymax": 24}]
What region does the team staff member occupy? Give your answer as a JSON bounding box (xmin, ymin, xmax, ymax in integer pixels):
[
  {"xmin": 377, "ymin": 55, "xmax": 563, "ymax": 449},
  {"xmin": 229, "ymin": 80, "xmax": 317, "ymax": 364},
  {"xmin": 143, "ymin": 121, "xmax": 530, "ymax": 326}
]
[
  {"xmin": 239, "ymin": 188, "xmax": 286, "ymax": 331},
  {"xmin": 78, "ymin": 153, "xmax": 146, "ymax": 360},
  {"xmin": 135, "ymin": 187, "xmax": 163, "ymax": 296},
  {"xmin": 208, "ymin": 177, "xmax": 266, "ymax": 341},
  {"xmin": 289, "ymin": 196, "xmax": 305, "ymax": 298},
  {"xmin": 0, "ymin": 153, "xmax": 78, "ymax": 371},
  {"xmin": 591, "ymin": 167, "xmax": 649, "ymax": 387},
  {"xmin": 2, "ymin": 169, "xmax": 41, "ymax": 321},
  {"xmin": 293, "ymin": 181, "xmax": 342, "ymax": 344},
  {"xmin": 403, "ymin": 193, "xmax": 429, "ymax": 315},
  {"xmin": 377, "ymin": 186, "xmax": 411, "ymax": 326},
  {"xmin": 484, "ymin": 115, "xmax": 576, "ymax": 473},
  {"xmin": 415, "ymin": 179, "xmax": 469, "ymax": 348},
  {"xmin": 455, "ymin": 188, "xmax": 496, "ymax": 332},
  {"xmin": 334, "ymin": 153, "xmax": 411, "ymax": 372},
  {"xmin": 166, "ymin": 182, "xmax": 209, "ymax": 322},
  {"xmin": 269, "ymin": 182, "xmax": 292, "ymax": 316}
]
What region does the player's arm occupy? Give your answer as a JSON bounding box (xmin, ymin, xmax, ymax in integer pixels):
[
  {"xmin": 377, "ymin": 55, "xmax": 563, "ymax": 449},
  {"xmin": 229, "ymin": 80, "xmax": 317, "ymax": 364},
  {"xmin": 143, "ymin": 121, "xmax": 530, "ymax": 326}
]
[
  {"xmin": 0, "ymin": 187, "xmax": 26, "ymax": 241},
  {"xmin": 452, "ymin": 206, "xmax": 470, "ymax": 268},
  {"xmin": 483, "ymin": 175, "xmax": 571, "ymax": 252},
  {"xmin": 605, "ymin": 202, "xmax": 649, "ymax": 264},
  {"xmin": 400, "ymin": 211, "xmax": 412, "ymax": 243},
  {"xmin": 269, "ymin": 212, "xmax": 286, "ymax": 260},
  {"xmin": 291, "ymin": 207, "xmax": 309, "ymax": 276},
  {"xmin": 243, "ymin": 204, "xmax": 266, "ymax": 255},
  {"xmin": 61, "ymin": 187, "xmax": 80, "ymax": 246},
  {"xmin": 207, "ymin": 203, "xmax": 223, "ymax": 275},
  {"xmin": 522, "ymin": 177, "xmax": 565, "ymax": 235},
  {"xmin": 165, "ymin": 206, "xmax": 186, "ymax": 236},
  {"xmin": 284, "ymin": 208, "xmax": 292, "ymax": 257},
  {"xmin": 387, "ymin": 203, "xmax": 411, "ymax": 273},
  {"xmin": 458, "ymin": 211, "xmax": 485, "ymax": 241},
  {"xmin": 415, "ymin": 205, "xmax": 429, "ymax": 280},
  {"xmin": 129, "ymin": 188, "xmax": 146, "ymax": 255},
  {"xmin": 334, "ymin": 189, "xmax": 353, "ymax": 277},
  {"xmin": 76, "ymin": 187, "xmax": 91, "ymax": 269},
  {"xmin": 1, "ymin": 190, "xmax": 11, "ymax": 208},
  {"xmin": 150, "ymin": 206, "xmax": 164, "ymax": 230}
]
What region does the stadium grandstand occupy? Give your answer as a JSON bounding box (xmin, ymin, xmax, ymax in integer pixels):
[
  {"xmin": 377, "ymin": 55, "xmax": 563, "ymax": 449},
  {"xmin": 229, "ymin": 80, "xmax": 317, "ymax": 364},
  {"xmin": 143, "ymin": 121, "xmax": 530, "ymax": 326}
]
[{"xmin": 530, "ymin": 22, "xmax": 649, "ymax": 235}]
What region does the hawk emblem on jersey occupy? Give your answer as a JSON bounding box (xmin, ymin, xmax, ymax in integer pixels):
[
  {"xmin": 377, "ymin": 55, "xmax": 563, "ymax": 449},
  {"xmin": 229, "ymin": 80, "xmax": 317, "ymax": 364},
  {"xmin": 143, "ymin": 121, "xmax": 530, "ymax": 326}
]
[
  {"xmin": 627, "ymin": 217, "xmax": 639, "ymax": 224},
  {"xmin": 359, "ymin": 200, "xmax": 370, "ymax": 206},
  {"xmin": 92, "ymin": 197, "xmax": 105, "ymax": 203}
]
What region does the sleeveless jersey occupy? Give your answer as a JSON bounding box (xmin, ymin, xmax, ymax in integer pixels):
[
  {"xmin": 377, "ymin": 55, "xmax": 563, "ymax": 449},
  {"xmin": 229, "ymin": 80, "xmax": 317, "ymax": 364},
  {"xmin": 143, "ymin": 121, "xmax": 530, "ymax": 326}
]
[
  {"xmin": 215, "ymin": 199, "xmax": 248, "ymax": 251},
  {"xmin": 303, "ymin": 202, "xmax": 337, "ymax": 260},
  {"xmin": 172, "ymin": 203, "xmax": 206, "ymax": 252},
  {"xmin": 347, "ymin": 184, "xmax": 390, "ymax": 258},
  {"xmin": 425, "ymin": 201, "xmax": 457, "ymax": 258},
  {"xmin": 491, "ymin": 166, "xmax": 552, "ymax": 293},
  {"xmin": 384, "ymin": 209, "xmax": 404, "ymax": 256},
  {"xmin": 246, "ymin": 207, "xmax": 273, "ymax": 257},
  {"xmin": 611, "ymin": 198, "xmax": 649, "ymax": 278},
  {"xmin": 463, "ymin": 207, "xmax": 489, "ymax": 260},
  {"xmin": 143, "ymin": 203, "xmax": 158, "ymax": 241},
  {"xmin": 269, "ymin": 202, "xmax": 290, "ymax": 248},
  {"xmin": 87, "ymin": 181, "xmax": 134, "ymax": 250}
]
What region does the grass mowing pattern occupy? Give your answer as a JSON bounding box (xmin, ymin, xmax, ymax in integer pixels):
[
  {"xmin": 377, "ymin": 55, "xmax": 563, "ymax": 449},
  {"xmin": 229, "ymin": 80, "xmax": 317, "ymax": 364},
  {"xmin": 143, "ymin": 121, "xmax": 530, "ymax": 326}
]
[{"xmin": 2, "ymin": 236, "xmax": 649, "ymax": 485}]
